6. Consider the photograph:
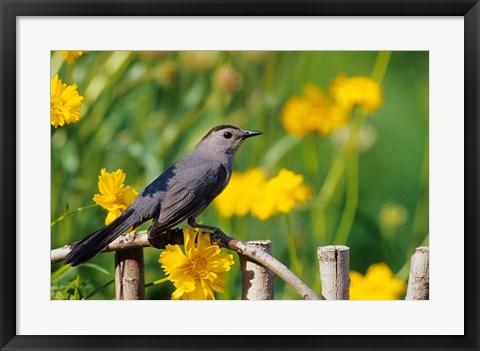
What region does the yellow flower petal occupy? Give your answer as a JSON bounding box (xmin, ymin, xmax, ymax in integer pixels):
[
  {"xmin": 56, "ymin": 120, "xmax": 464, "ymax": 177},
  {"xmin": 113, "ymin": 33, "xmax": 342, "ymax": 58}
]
[
  {"xmin": 171, "ymin": 288, "xmax": 185, "ymax": 300},
  {"xmin": 105, "ymin": 208, "xmax": 122, "ymax": 225},
  {"xmin": 349, "ymin": 263, "xmax": 407, "ymax": 300},
  {"xmin": 330, "ymin": 75, "xmax": 383, "ymax": 114},
  {"xmin": 215, "ymin": 168, "xmax": 310, "ymax": 220},
  {"xmin": 92, "ymin": 168, "xmax": 138, "ymax": 224},
  {"xmin": 51, "ymin": 74, "xmax": 84, "ymax": 128},
  {"xmin": 120, "ymin": 186, "xmax": 138, "ymax": 207},
  {"xmin": 159, "ymin": 245, "xmax": 188, "ymax": 274},
  {"xmin": 60, "ymin": 51, "xmax": 85, "ymax": 64},
  {"xmin": 280, "ymin": 83, "xmax": 349, "ymax": 137},
  {"xmin": 159, "ymin": 229, "xmax": 235, "ymax": 300},
  {"xmin": 214, "ymin": 168, "xmax": 266, "ymax": 217}
]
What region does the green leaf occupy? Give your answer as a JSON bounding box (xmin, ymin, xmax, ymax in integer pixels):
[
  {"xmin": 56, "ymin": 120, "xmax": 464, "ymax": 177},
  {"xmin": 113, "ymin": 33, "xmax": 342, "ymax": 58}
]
[
  {"xmin": 86, "ymin": 279, "xmax": 115, "ymax": 299},
  {"xmin": 82, "ymin": 263, "xmax": 110, "ymax": 276},
  {"xmin": 51, "ymin": 264, "xmax": 71, "ymax": 281}
]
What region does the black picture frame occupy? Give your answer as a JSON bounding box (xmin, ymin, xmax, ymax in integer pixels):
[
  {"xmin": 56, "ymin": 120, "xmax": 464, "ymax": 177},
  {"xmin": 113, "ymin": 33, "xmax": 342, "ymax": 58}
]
[{"xmin": 1, "ymin": 1, "xmax": 478, "ymax": 350}]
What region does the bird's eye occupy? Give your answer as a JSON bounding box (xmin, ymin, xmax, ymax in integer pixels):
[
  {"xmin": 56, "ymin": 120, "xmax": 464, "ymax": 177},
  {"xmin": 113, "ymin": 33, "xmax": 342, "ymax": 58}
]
[{"xmin": 223, "ymin": 132, "xmax": 232, "ymax": 139}]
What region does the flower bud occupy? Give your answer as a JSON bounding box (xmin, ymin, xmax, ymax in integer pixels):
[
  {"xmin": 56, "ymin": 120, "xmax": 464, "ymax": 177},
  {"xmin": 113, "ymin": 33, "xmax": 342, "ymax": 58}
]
[
  {"xmin": 331, "ymin": 125, "xmax": 377, "ymax": 152},
  {"xmin": 243, "ymin": 51, "xmax": 270, "ymax": 63},
  {"xmin": 179, "ymin": 51, "xmax": 219, "ymax": 72},
  {"xmin": 137, "ymin": 51, "xmax": 170, "ymax": 60},
  {"xmin": 215, "ymin": 65, "xmax": 243, "ymax": 93},
  {"xmin": 155, "ymin": 61, "xmax": 180, "ymax": 87},
  {"xmin": 379, "ymin": 203, "xmax": 408, "ymax": 231}
]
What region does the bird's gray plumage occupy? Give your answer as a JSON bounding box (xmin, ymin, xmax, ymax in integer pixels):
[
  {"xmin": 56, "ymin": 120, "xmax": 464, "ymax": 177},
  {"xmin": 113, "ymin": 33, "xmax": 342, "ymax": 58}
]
[{"xmin": 64, "ymin": 125, "xmax": 262, "ymax": 266}]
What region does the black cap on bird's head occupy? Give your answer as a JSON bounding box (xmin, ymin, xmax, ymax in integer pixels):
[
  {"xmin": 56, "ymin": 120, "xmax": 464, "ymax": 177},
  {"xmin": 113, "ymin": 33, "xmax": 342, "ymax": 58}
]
[{"xmin": 198, "ymin": 125, "xmax": 262, "ymax": 154}]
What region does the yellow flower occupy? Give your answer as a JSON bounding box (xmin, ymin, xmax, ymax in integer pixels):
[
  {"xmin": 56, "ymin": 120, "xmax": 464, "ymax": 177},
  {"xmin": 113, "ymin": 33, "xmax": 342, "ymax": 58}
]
[
  {"xmin": 214, "ymin": 168, "xmax": 266, "ymax": 217},
  {"xmin": 251, "ymin": 169, "xmax": 311, "ymax": 220},
  {"xmin": 93, "ymin": 168, "xmax": 139, "ymax": 224},
  {"xmin": 214, "ymin": 168, "xmax": 311, "ymax": 220},
  {"xmin": 281, "ymin": 76, "xmax": 383, "ymax": 137},
  {"xmin": 50, "ymin": 74, "xmax": 84, "ymax": 128},
  {"xmin": 330, "ymin": 75, "xmax": 383, "ymax": 114},
  {"xmin": 350, "ymin": 263, "xmax": 406, "ymax": 300},
  {"xmin": 159, "ymin": 228, "xmax": 235, "ymax": 300},
  {"xmin": 281, "ymin": 83, "xmax": 348, "ymax": 136},
  {"xmin": 60, "ymin": 51, "xmax": 84, "ymax": 64}
]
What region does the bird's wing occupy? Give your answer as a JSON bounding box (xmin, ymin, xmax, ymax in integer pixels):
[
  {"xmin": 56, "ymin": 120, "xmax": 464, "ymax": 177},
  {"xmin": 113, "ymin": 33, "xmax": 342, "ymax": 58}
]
[
  {"xmin": 151, "ymin": 163, "xmax": 228, "ymax": 233},
  {"xmin": 124, "ymin": 164, "xmax": 177, "ymax": 226}
]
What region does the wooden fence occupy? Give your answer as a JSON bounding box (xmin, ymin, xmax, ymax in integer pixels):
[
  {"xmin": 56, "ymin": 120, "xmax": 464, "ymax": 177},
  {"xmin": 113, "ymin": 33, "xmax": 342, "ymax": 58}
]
[{"xmin": 51, "ymin": 232, "xmax": 429, "ymax": 300}]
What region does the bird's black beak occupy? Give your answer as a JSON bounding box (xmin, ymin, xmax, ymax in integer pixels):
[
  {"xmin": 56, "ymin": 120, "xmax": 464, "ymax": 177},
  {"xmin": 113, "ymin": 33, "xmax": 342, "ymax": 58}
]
[{"xmin": 242, "ymin": 130, "xmax": 263, "ymax": 139}]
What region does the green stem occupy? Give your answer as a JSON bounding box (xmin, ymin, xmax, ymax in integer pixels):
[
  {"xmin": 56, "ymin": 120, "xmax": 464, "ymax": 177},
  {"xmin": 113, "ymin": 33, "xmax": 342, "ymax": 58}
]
[
  {"xmin": 157, "ymin": 88, "xmax": 214, "ymax": 159},
  {"xmin": 51, "ymin": 204, "xmax": 99, "ymax": 227},
  {"xmin": 315, "ymin": 153, "xmax": 347, "ymax": 208},
  {"xmin": 85, "ymin": 279, "xmax": 115, "ymax": 300},
  {"xmin": 261, "ymin": 135, "xmax": 301, "ymax": 172},
  {"xmin": 63, "ymin": 275, "xmax": 80, "ymax": 295},
  {"xmin": 51, "ymin": 264, "xmax": 71, "ymax": 281},
  {"xmin": 50, "ymin": 51, "xmax": 65, "ymax": 76},
  {"xmin": 145, "ymin": 277, "xmax": 170, "ymax": 288},
  {"xmin": 411, "ymin": 140, "xmax": 429, "ymax": 250},
  {"xmin": 318, "ymin": 51, "xmax": 392, "ymax": 245},
  {"xmin": 79, "ymin": 52, "xmax": 136, "ymax": 142},
  {"xmin": 380, "ymin": 226, "xmax": 396, "ymax": 262},
  {"xmin": 312, "ymin": 152, "xmax": 347, "ymax": 242},
  {"xmin": 333, "ymin": 128, "xmax": 360, "ymax": 245},
  {"xmin": 371, "ymin": 51, "xmax": 392, "ymax": 82},
  {"xmin": 285, "ymin": 214, "xmax": 301, "ymax": 274},
  {"xmin": 263, "ymin": 52, "xmax": 277, "ymax": 92}
]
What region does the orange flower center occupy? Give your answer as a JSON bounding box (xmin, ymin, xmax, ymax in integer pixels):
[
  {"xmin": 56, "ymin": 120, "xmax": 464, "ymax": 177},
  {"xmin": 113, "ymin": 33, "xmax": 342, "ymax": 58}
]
[{"xmin": 187, "ymin": 256, "xmax": 208, "ymax": 279}]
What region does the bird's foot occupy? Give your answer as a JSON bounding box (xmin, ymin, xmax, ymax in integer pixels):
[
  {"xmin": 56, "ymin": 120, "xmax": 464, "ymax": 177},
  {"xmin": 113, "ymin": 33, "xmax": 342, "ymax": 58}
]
[
  {"xmin": 206, "ymin": 228, "xmax": 228, "ymax": 246},
  {"xmin": 211, "ymin": 228, "xmax": 225, "ymax": 240}
]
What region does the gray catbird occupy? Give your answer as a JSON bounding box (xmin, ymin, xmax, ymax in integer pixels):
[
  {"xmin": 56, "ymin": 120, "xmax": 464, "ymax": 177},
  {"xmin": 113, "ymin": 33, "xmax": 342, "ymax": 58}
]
[{"xmin": 64, "ymin": 125, "xmax": 262, "ymax": 266}]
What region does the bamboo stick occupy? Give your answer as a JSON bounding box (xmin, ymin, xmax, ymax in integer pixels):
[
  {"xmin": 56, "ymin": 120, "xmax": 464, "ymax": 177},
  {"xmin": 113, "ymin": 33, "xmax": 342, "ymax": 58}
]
[
  {"xmin": 317, "ymin": 245, "xmax": 350, "ymax": 300},
  {"xmin": 239, "ymin": 240, "xmax": 274, "ymax": 300},
  {"xmin": 51, "ymin": 228, "xmax": 320, "ymax": 300},
  {"xmin": 115, "ymin": 248, "xmax": 145, "ymax": 300},
  {"xmin": 405, "ymin": 246, "xmax": 429, "ymax": 300}
]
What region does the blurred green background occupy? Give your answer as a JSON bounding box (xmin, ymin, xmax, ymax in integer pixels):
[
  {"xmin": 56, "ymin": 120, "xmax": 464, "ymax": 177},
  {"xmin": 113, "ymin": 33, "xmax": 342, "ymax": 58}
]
[{"xmin": 51, "ymin": 51, "xmax": 428, "ymax": 300}]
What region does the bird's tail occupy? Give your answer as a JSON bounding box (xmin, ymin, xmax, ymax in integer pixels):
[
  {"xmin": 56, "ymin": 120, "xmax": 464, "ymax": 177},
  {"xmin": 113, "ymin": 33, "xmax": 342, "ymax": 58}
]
[{"xmin": 64, "ymin": 208, "xmax": 135, "ymax": 266}]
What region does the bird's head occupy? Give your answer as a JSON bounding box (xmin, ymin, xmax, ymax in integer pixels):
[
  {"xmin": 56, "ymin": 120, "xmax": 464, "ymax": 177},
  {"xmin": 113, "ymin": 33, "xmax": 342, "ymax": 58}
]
[{"xmin": 197, "ymin": 125, "xmax": 262, "ymax": 155}]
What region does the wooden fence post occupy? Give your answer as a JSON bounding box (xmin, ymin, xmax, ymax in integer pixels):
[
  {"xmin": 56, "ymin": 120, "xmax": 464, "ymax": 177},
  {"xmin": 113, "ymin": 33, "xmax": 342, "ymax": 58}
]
[
  {"xmin": 406, "ymin": 246, "xmax": 429, "ymax": 300},
  {"xmin": 115, "ymin": 248, "xmax": 145, "ymax": 300},
  {"xmin": 239, "ymin": 240, "xmax": 274, "ymax": 300},
  {"xmin": 317, "ymin": 245, "xmax": 350, "ymax": 300}
]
